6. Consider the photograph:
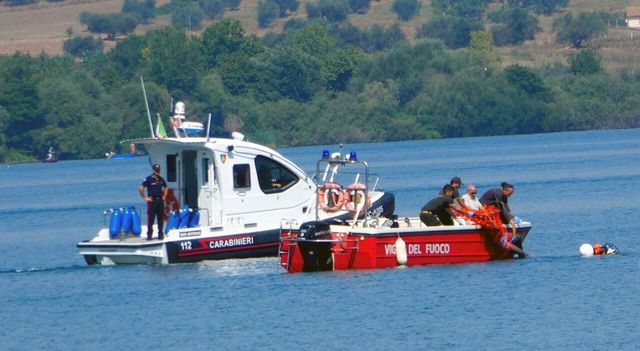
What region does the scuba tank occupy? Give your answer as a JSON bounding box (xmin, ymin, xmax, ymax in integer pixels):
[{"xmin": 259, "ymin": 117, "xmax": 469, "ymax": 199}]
[
  {"xmin": 130, "ymin": 207, "xmax": 142, "ymax": 235},
  {"xmin": 121, "ymin": 207, "xmax": 133, "ymax": 234},
  {"xmin": 178, "ymin": 205, "xmax": 191, "ymax": 228},
  {"xmin": 188, "ymin": 209, "xmax": 200, "ymax": 228},
  {"xmin": 165, "ymin": 210, "xmax": 180, "ymax": 234},
  {"xmin": 108, "ymin": 208, "xmax": 122, "ymax": 238}
]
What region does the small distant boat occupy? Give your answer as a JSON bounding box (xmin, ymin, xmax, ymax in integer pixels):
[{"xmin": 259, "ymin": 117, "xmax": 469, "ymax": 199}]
[
  {"xmin": 106, "ymin": 152, "xmax": 138, "ymax": 160},
  {"xmin": 42, "ymin": 147, "xmax": 57, "ymax": 163},
  {"xmin": 106, "ymin": 143, "xmax": 139, "ymax": 159}
]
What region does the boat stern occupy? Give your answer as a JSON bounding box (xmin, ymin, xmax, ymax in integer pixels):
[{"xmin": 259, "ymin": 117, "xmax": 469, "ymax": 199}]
[{"xmin": 77, "ymin": 229, "xmax": 168, "ymax": 265}]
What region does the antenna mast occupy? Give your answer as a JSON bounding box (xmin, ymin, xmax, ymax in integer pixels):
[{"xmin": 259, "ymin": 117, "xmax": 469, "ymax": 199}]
[{"xmin": 140, "ymin": 76, "xmax": 155, "ymax": 138}]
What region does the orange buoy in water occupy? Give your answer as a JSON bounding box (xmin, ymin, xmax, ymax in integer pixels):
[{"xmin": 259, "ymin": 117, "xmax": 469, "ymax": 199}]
[{"xmin": 593, "ymin": 243, "xmax": 603, "ymax": 255}]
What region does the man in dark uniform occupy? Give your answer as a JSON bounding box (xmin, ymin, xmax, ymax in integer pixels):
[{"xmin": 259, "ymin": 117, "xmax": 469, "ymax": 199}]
[
  {"xmin": 440, "ymin": 176, "xmax": 463, "ymax": 206},
  {"xmin": 421, "ymin": 185, "xmax": 457, "ymax": 226},
  {"xmin": 139, "ymin": 164, "xmax": 168, "ymax": 240},
  {"xmin": 479, "ymin": 182, "xmax": 517, "ymax": 236}
]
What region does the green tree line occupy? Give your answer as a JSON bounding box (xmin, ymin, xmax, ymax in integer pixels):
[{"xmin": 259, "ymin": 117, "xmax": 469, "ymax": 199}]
[{"xmin": 1, "ymin": 16, "xmax": 639, "ymax": 163}]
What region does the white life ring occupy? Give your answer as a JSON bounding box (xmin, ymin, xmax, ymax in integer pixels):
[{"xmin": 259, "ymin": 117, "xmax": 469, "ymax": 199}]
[{"xmin": 318, "ymin": 182, "xmax": 347, "ymax": 212}]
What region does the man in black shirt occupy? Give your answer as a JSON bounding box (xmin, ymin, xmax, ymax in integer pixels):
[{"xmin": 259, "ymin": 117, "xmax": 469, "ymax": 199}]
[
  {"xmin": 139, "ymin": 164, "xmax": 169, "ymax": 240},
  {"xmin": 420, "ymin": 185, "xmax": 456, "ymax": 226},
  {"xmin": 439, "ymin": 176, "xmax": 463, "ymax": 206},
  {"xmin": 479, "ymin": 182, "xmax": 517, "ymax": 236}
]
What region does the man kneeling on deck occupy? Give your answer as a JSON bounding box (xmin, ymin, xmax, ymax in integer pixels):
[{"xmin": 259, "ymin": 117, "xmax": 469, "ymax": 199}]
[{"xmin": 420, "ymin": 185, "xmax": 457, "ymax": 226}]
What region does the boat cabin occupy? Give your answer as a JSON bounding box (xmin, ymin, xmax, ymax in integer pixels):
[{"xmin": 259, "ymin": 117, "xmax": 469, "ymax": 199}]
[{"xmin": 135, "ymin": 135, "xmax": 315, "ymax": 232}]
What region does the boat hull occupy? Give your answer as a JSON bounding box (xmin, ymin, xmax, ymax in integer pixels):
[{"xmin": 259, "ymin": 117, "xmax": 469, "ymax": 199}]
[
  {"xmin": 78, "ymin": 193, "xmax": 394, "ymax": 265},
  {"xmin": 78, "ymin": 228, "xmax": 279, "ymax": 265},
  {"xmin": 280, "ymin": 222, "xmax": 531, "ymax": 273}
]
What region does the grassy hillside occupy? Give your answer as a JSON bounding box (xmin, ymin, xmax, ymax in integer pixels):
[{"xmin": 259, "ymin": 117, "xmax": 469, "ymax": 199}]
[{"xmin": 0, "ymin": 0, "xmax": 639, "ymax": 71}]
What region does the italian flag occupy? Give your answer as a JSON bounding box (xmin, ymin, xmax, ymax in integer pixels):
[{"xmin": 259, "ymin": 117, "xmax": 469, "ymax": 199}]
[{"xmin": 155, "ymin": 114, "xmax": 168, "ymax": 138}]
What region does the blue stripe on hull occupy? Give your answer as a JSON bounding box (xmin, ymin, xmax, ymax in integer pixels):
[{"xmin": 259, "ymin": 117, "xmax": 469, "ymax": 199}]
[{"xmin": 166, "ymin": 229, "xmax": 280, "ymax": 263}]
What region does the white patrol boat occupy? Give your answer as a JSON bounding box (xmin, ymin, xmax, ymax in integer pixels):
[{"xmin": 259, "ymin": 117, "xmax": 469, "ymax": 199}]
[{"xmin": 77, "ymin": 99, "xmax": 394, "ymax": 265}]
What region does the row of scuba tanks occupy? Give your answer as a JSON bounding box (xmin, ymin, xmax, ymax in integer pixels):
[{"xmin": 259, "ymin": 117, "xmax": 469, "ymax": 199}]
[
  {"xmin": 165, "ymin": 205, "xmax": 200, "ymax": 234},
  {"xmin": 107, "ymin": 205, "xmax": 200, "ymax": 239},
  {"xmin": 108, "ymin": 207, "xmax": 142, "ymax": 238}
]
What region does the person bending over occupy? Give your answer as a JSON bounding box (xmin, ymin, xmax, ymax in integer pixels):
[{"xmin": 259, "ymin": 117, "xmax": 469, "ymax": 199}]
[
  {"xmin": 420, "ymin": 185, "xmax": 457, "ymax": 226},
  {"xmin": 479, "ymin": 182, "xmax": 517, "ymax": 236}
]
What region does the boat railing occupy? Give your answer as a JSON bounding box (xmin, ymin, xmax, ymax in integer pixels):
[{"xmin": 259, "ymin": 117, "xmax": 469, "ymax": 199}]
[
  {"xmin": 312, "ymin": 169, "xmax": 381, "ymax": 192},
  {"xmin": 279, "ymin": 219, "xmax": 299, "ymax": 240},
  {"xmin": 314, "ymin": 151, "xmax": 372, "ymax": 225}
]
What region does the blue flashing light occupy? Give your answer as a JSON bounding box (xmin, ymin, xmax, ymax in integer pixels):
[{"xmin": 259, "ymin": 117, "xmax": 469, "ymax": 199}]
[
  {"xmin": 349, "ymin": 151, "xmax": 357, "ymax": 161},
  {"xmin": 322, "ymin": 149, "xmax": 330, "ymax": 159}
]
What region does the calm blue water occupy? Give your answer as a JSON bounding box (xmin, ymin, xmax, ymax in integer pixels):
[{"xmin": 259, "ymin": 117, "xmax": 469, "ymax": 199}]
[{"xmin": 1, "ymin": 129, "xmax": 639, "ymax": 350}]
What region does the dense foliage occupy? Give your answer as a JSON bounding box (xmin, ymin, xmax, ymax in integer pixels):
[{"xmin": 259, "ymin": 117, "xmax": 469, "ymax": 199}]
[
  {"xmin": 418, "ymin": 15, "xmax": 483, "ymax": 49},
  {"xmin": 306, "ymin": 0, "xmax": 350, "ymax": 22},
  {"xmin": 489, "ymin": 8, "xmax": 541, "ymax": 46},
  {"xmin": 63, "ymin": 36, "xmax": 104, "ymax": 57},
  {"xmin": 122, "ymin": 0, "xmax": 156, "ymax": 24},
  {"xmin": 553, "ymin": 12, "xmax": 609, "ymax": 48},
  {"xmin": 80, "ymin": 12, "xmax": 140, "ymax": 40},
  {"xmin": 0, "ymin": 1, "xmax": 639, "ymax": 162},
  {"xmin": 391, "ymin": 0, "xmax": 421, "ymax": 21}
]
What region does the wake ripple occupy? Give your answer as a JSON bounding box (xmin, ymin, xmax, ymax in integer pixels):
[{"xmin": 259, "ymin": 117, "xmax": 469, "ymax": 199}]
[{"xmin": 0, "ymin": 264, "xmax": 89, "ymax": 275}]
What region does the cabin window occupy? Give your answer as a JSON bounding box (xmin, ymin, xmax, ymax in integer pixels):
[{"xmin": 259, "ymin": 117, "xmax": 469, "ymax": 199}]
[
  {"xmin": 167, "ymin": 154, "xmax": 177, "ymax": 182},
  {"xmin": 202, "ymin": 158, "xmax": 210, "ymax": 186},
  {"xmin": 233, "ymin": 164, "xmax": 251, "ymax": 189},
  {"xmin": 255, "ymin": 155, "xmax": 299, "ymax": 194}
]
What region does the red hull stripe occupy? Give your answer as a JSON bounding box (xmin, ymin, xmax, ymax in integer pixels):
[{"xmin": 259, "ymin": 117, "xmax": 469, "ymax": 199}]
[{"xmin": 177, "ymin": 242, "xmax": 278, "ymax": 257}]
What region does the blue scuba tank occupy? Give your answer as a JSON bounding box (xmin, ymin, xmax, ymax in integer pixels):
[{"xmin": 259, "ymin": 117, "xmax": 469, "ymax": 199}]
[
  {"xmin": 131, "ymin": 207, "xmax": 142, "ymax": 235},
  {"xmin": 165, "ymin": 210, "xmax": 179, "ymax": 234},
  {"xmin": 188, "ymin": 209, "xmax": 200, "ymax": 228},
  {"xmin": 121, "ymin": 207, "xmax": 133, "ymax": 234},
  {"xmin": 109, "ymin": 208, "xmax": 122, "ymax": 238},
  {"xmin": 178, "ymin": 205, "xmax": 191, "ymax": 228}
]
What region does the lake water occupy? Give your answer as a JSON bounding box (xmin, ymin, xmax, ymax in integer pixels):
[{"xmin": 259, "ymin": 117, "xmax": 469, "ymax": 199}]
[{"xmin": 1, "ymin": 129, "xmax": 639, "ymax": 350}]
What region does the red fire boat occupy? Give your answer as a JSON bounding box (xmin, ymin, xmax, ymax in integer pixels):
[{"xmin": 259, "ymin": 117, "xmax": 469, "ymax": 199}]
[
  {"xmin": 279, "ymin": 216, "xmax": 531, "ymax": 273},
  {"xmin": 278, "ymin": 151, "xmax": 532, "ymax": 273}
]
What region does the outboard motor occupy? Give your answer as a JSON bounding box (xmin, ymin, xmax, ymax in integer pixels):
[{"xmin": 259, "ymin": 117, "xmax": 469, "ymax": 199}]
[{"xmin": 296, "ymin": 221, "xmax": 334, "ymax": 272}]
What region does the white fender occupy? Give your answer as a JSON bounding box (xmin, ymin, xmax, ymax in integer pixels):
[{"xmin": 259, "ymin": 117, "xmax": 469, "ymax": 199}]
[{"xmin": 395, "ymin": 236, "xmax": 407, "ymax": 266}]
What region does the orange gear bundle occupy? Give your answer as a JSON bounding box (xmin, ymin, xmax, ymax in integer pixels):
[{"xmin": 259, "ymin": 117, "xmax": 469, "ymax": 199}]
[{"xmin": 452, "ymin": 205, "xmax": 513, "ymax": 249}]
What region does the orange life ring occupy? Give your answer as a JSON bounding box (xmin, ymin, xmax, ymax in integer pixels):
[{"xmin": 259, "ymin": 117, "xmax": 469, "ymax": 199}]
[
  {"xmin": 345, "ymin": 183, "xmax": 371, "ymax": 218},
  {"xmin": 164, "ymin": 188, "xmax": 179, "ymax": 220},
  {"xmin": 318, "ymin": 182, "xmax": 347, "ymax": 212}
]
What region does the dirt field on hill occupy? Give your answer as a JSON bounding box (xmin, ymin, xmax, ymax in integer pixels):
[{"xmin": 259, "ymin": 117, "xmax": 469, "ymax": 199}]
[
  {"xmin": 0, "ymin": 0, "xmax": 123, "ymax": 54},
  {"xmin": 1, "ymin": 0, "xmax": 639, "ymax": 72}
]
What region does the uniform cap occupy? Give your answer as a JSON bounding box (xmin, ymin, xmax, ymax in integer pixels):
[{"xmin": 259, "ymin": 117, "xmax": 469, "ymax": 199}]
[{"xmin": 152, "ymin": 164, "xmax": 161, "ymax": 171}]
